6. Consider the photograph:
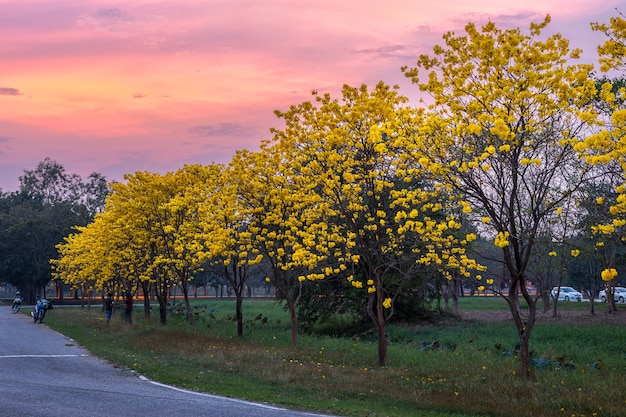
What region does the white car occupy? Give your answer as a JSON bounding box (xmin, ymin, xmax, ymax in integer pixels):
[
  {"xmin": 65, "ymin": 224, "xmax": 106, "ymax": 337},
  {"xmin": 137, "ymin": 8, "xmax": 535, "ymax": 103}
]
[
  {"xmin": 550, "ymin": 286, "xmax": 583, "ymax": 302},
  {"xmin": 598, "ymin": 287, "xmax": 626, "ymax": 303}
]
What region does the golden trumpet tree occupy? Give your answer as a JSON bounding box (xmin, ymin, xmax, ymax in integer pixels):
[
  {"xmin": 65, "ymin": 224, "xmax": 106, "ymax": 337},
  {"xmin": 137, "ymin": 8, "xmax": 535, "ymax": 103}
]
[
  {"xmin": 231, "ymin": 144, "xmax": 328, "ymax": 346},
  {"xmin": 271, "ymin": 82, "xmax": 478, "ymax": 365},
  {"xmin": 53, "ymin": 223, "xmax": 101, "ymax": 302},
  {"xmin": 592, "ymin": 15, "xmax": 626, "ymax": 72},
  {"xmin": 579, "ymin": 15, "xmax": 626, "ymax": 308},
  {"xmin": 103, "ymin": 171, "xmax": 177, "ymax": 323},
  {"xmin": 403, "ymin": 16, "xmax": 598, "ymax": 377},
  {"xmin": 200, "ymin": 157, "xmax": 263, "ymax": 337},
  {"xmin": 55, "ymin": 166, "xmax": 219, "ymax": 324},
  {"xmin": 54, "ymin": 200, "xmax": 148, "ymax": 306},
  {"xmin": 156, "ymin": 164, "xmax": 222, "ymax": 324}
]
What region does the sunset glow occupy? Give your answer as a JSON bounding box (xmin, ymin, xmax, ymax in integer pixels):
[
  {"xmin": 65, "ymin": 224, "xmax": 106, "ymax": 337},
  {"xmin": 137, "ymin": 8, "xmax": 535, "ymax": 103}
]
[{"xmin": 0, "ymin": 0, "xmax": 621, "ymax": 191}]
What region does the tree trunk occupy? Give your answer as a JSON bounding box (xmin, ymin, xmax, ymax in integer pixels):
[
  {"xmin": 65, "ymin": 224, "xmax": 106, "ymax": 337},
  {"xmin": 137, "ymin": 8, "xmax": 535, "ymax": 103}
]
[
  {"xmin": 607, "ymin": 285, "xmax": 617, "ymax": 314},
  {"xmin": 541, "ymin": 292, "xmax": 550, "ymax": 313},
  {"xmin": 236, "ymin": 293, "xmax": 244, "ymax": 337},
  {"xmin": 181, "ymin": 280, "xmax": 194, "ymax": 325},
  {"xmin": 376, "ymin": 295, "xmax": 388, "ymax": 367},
  {"xmin": 452, "ymin": 277, "xmax": 460, "ymax": 315},
  {"xmin": 518, "ymin": 326, "xmax": 533, "ymax": 378},
  {"xmin": 55, "ymin": 280, "xmax": 65, "ymax": 304},
  {"xmin": 508, "ymin": 283, "xmax": 536, "ymax": 378},
  {"xmin": 551, "ymin": 295, "xmax": 559, "ymax": 317},
  {"xmin": 288, "ymin": 299, "xmax": 298, "ymax": 346},
  {"xmin": 157, "ymin": 293, "xmax": 168, "ymax": 325},
  {"xmin": 368, "ymin": 285, "xmax": 388, "ymax": 367},
  {"xmin": 141, "ymin": 281, "xmax": 151, "ymax": 318}
]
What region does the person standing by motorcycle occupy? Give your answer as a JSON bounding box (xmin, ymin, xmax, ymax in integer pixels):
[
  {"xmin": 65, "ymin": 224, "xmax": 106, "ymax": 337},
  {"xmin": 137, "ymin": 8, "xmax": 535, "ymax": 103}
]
[{"xmin": 12, "ymin": 291, "xmax": 22, "ymax": 313}]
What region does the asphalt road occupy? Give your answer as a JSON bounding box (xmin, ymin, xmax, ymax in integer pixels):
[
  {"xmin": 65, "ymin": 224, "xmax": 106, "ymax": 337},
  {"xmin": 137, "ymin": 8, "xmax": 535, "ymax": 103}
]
[{"xmin": 0, "ymin": 305, "xmax": 338, "ymax": 417}]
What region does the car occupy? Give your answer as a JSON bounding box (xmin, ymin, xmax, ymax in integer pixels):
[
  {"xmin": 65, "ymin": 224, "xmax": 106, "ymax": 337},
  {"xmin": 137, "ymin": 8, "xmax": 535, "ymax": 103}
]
[
  {"xmin": 550, "ymin": 286, "xmax": 583, "ymax": 302},
  {"xmin": 598, "ymin": 287, "xmax": 626, "ymax": 303}
]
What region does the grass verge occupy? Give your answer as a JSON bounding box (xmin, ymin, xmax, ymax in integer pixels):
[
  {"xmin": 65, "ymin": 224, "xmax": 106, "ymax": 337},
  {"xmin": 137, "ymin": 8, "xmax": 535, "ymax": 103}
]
[{"xmin": 43, "ymin": 298, "xmax": 626, "ymax": 417}]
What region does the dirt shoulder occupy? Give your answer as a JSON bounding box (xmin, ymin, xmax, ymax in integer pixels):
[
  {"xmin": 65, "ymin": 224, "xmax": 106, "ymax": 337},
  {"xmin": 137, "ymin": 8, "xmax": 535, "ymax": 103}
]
[{"xmin": 460, "ymin": 306, "xmax": 626, "ymax": 325}]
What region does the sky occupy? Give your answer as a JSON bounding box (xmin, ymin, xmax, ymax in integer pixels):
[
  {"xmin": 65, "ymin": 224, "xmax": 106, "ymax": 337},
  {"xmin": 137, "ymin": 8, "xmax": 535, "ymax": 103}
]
[{"xmin": 0, "ymin": 0, "xmax": 623, "ymax": 192}]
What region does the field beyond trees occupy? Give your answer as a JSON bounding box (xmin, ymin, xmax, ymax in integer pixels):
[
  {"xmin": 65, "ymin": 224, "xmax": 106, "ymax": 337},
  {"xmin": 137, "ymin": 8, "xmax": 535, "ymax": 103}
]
[{"xmin": 43, "ymin": 297, "xmax": 626, "ymax": 417}]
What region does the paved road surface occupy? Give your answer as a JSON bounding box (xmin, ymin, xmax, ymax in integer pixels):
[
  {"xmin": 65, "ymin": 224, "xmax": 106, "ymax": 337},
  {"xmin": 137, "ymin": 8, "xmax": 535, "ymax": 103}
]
[{"xmin": 0, "ymin": 305, "xmax": 338, "ymax": 417}]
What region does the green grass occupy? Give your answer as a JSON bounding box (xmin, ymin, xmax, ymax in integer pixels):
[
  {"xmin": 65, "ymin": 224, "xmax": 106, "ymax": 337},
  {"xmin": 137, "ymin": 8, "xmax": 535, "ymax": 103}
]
[{"xmin": 42, "ymin": 298, "xmax": 626, "ymax": 417}]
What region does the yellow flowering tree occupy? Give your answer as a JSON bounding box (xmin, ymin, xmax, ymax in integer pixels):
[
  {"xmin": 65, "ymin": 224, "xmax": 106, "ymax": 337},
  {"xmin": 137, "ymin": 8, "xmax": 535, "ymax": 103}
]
[
  {"xmin": 99, "ymin": 170, "xmax": 205, "ymax": 324},
  {"xmin": 201, "ymin": 157, "xmax": 265, "ymax": 336},
  {"xmin": 53, "ymin": 223, "xmax": 103, "ymax": 304},
  {"xmin": 580, "ymin": 15, "xmax": 626, "ymax": 312},
  {"xmin": 53, "ymin": 195, "xmax": 153, "ymax": 313},
  {"xmin": 271, "ymin": 82, "xmax": 477, "ymax": 365},
  {"xmin": 231, "ymin": 144, "xmax": 328, "ymax": 346},
  {"xmin": 156, "ymin": 165, "xmax": 223, "ymax": 324},
  {"xmin": 585, "ymin": 186, "xmax": 625, "ymax": 314},
  {"xmin": 403, "ymin": 16, "xmax": 598, "ymax": 376},
  {"xmin": 55, "ymin": 165, "xmax": 225, "ymax": 324}
]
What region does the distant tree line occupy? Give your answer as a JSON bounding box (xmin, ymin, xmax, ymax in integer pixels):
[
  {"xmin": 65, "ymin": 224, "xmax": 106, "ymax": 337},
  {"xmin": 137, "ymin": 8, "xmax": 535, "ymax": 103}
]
[{"xmin": 0, "ymin": 158, "xmax": 109, "ymax": 304}]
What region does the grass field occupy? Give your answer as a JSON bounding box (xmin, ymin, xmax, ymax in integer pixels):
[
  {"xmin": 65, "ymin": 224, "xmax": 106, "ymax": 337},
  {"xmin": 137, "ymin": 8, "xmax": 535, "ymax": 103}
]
[{"xmin": 42, "ymin": 297, "xmax": 626, "ymax": 417}]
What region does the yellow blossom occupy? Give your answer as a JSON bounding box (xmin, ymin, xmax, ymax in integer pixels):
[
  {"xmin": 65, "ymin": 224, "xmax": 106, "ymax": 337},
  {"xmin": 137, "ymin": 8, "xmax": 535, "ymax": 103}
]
[
  {"xmin": 613, "ymin": 219, "xmax": 626, "ymax": 227},
  {"xmin": 570, "ymin": 249, "xmax": 580, "ymax": 257},
  {"xmin": 494, "ymin": 231, "xmax": 510, "ymax": 248},
  {"xmin": 601, "ymin": 268, "xmax": 618, "ymax": 281},
  {"xmin": 548, "ymin": 251, "xmax": 557, "ymax": 257},
  {"xmin": 382, "ymin": 298, "xmax": 392, "ymax": 309}
]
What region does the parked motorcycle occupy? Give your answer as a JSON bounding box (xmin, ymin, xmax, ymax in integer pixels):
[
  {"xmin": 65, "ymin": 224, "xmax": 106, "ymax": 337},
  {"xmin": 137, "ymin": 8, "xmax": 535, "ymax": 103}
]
[
  {"xmin": 11, "ymin": 295, "xmax": 22, "ymax": 314},
  {"xmin": 31, "ymin": 298, "xmax": 52, "ymax": 323}
]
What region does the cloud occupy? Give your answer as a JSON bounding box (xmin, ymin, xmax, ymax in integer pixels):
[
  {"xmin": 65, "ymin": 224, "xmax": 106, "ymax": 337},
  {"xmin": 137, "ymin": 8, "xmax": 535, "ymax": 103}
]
[
  {"xmin": 132, "ymin": 93, "xmax": 146, "ymax": 99},
  {"xmin": 76, "ymin": 7, "xmax": 136, "ymax": 38},
  {"xmin": 448, "ymin": 11, "xmax": 542, "ymax": 29},
  {"xmin": 188, "ymin": 123, "xmax": 252, "ymax": 138},
  {"xmin": 353, "ymin": 44, "xmax": 417, "ymax": 60},
  {"xmin": 0, "ymin": 88, "xmax": 22, "ymax": 96},
  {"xmin": 96, "ymin": 8, "xmax": 128, "ymax": 21}
]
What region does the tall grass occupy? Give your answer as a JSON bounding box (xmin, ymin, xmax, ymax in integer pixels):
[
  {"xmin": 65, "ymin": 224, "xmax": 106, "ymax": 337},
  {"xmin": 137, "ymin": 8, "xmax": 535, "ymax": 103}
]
[{"xmin": 43, "ymin": 298, "xmax": 626, "ymax": 417}]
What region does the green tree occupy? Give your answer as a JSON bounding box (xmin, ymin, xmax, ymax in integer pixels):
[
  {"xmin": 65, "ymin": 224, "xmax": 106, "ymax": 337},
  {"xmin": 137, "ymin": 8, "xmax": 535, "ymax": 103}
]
[{"xmin": 1, "ymin": 159, "xmax": 109, "ymax": 303}]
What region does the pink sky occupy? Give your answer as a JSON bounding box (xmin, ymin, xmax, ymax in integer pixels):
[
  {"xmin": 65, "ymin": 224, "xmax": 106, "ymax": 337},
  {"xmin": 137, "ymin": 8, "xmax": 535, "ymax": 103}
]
[{"xmin": 0, "ymin": 0, "xmax": 621, "ymax": 192}]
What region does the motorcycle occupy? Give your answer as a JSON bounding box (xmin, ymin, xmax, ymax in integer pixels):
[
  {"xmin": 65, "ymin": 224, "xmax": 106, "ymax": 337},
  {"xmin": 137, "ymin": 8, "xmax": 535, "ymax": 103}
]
[
  {"xmin": 11, "ymin": 296, "xmax": 22, "ymax": 314},
  {"xmin": 31, "ymin": 298, "xmax": 52, "ymax": 323}
]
